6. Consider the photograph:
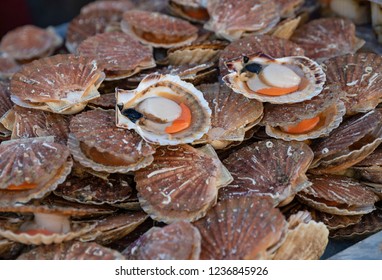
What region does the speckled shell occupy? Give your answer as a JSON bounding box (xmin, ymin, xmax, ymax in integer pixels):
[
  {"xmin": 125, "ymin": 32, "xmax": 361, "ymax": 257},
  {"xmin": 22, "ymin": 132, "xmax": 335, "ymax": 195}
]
[
  {"xmin": 116, "ymin": 74, "xmax": 211, "ymax": 145},
  {"xmin": 10, "ymin": 54, "xmax": 105, "ymax": 114},
  {"xmin": 69, "ymin": 109, "xmax": 155, "ymax": 173},
  {"xmin": 169, "ymin": 0, "xmax": 209, "ymax": 23},
  {"xmin": 80, "ymin": 0, "xmax": 134, "ymax": 15},
  {"xmin": 223, "ymin": 54, "xmax": 326, "ymax": 104},
  {"xmin": 194, "ymin": 196, "xmax": 287, "ymax": 260},
  {"xmin": 123, "ymin": 221, "xmax": 201, "ymax": 260},
  {"xmin": 0, "ymin": 52, "xmax": 20, "ymax": 80},
  {"xmin": 0, "ymin": 82, "xmax": 12, "ymax": 138},
  {"xmin": 297, "ymin": 175, "xmax": 379, "ymax": 215},
  {"xmin": 291, "ymin": 18, "xmax": 365, "ymax": 62},
  {"xmin": 17, "ymin": 241, "xmax": 125, "ymax": 260},
  {"xmin": 77, "ymin": 32, "xmax": 155, "ymax": 81},
  {"xmin": 196, "ymin": 83, "xmax": 263, "ymax": 148},
  {"xmin": 219, "ymin": 35, "xmax": 305, "ymax": 76},
  {"xmin": 87, "ymin": 93, "xmax": 116, "ymax": 109},
  {"xmin": 0, "ymin": 25, "xmax": 62, "ymax": 62},
  {"xmin": 135, "ymin": 145, "xmax": 232, "ymax": 223},
  {"xmin": 121, "ymin": 10, "xmax": 198, "ymax": 48},
  {"xmin": 0, "ymin": 137, "xmax": 72, "ymax": 205},
  {"xmin": 204, "ymin": 0, "xmax": 280, "ymax": 41},
  {"xmin": 262, "ymin": 85, "xmax": 346, "ymax": 141},
  {"xmin": 323, "ymin": 53, "xmax": 382, "ymax": 116},
  {"xmin": 223, "ymin": 139, "xmax": 313, "ymax": 205}
]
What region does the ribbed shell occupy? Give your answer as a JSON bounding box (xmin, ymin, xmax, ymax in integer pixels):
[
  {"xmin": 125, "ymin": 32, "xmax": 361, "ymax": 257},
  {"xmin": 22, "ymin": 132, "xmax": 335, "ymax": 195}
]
[
  {"xmin": 323, "ymin": 53, "xmax": 382, "ymax": 115},
  {"xmin": 223, "ymin": 139, "xmax": 314, "ymax": 205},
  {"xmin": 69, "ymin": 109, "xmax": 155, "ymax": 173},
  {"xmin": 135, "ymin": 145, "xmax": 227, "ymax": 223},
  {"xmin": 0, "ymin": 53, "xmax": 20, "ymax": 79},
  {"xmin": 123, "ymin": 221, "xmax": 201, "ymax": 260},
  {"xmin": 297, "ymin": 175, "xmax": 379, "ymax": 215},
  {"xmin": 121, "ymin": 10, "xmax": 198, "ymax": 48},
  {"xmin": 80, "ymin": 0, "xmax": 134, "ymax": 15},
  {"xmin": 0, "ymin": 82, "xmax": 12, "ymax": 138},
  {"xmin": 17, "ymin": 241, "xmax": 125, "ymax": 260},
  {"xmin": 194, "ymin": 196, "xmax": 287, "ymax": 260},
  {"xmin": 353, "ymin": 147, "xmax": 382, "ymax": 184},
  {"xmin": 291, "ymin": 18, "xmax": 364, "ymax": 62},
  {"xmin": 77, "ymin": 32, "xmax": 155, "ymax": 81},
  {"xmin": 204, "ymin": 0, "xmax": 280, "ymax": 41}
]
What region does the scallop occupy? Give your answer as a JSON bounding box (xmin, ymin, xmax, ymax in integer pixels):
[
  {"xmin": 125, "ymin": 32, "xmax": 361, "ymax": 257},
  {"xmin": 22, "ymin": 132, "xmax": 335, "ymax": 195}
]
[
  {"xmin": 0, "ymin": 52, "xmax": 20, "ymax": 80},
  {"xmin": 169, "ymin": 0, "xmax": 209, "ymax": 23},
  {"xmin": 223, "ymin": 53, "xmax": 326, "ymax": 104},
  {"xmin": 116, "ymin": 74, "xmax": 211, "ymax": 145},
  {"xmin": 0, "ymin": 82, "xmax": 12, "ymax": 139}
]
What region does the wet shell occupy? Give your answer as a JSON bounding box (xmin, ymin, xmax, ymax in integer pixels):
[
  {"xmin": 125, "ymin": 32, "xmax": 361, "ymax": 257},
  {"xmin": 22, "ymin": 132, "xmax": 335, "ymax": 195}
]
[
  {"xmin": 87, "ymin": 92, "xmax": 116, "ymax": 109},
  {"xmin": 323, "ymin": 53, "xmax": 382, "ymax": 115},
  {"xmin": 223, "ymin": 139, "xmax": 314, "ymax": 205},
  {"xmin": 194, "ymin": 196, "xmax": 287, "ymax": 260},
  {"xmin": 0, "ymin": 52, "xmax": 20, "ymax": 80},
  {"xmin": 17, "ymin": 241, "xmax": 125, "ymax": 260},
  {"xmin": 69, "ymin": 108, "xmax": 155, "ymax": 173},
  {"xmin": 219, "ymin": 35, "xmax": 305, "ymax": 77},
  {"xmin": 0, "ymin": 25, "xmax": 62, "ymax": 62},
  {"xmin": 116, "ymin": 74, "xmax": 211, "ymax": 145},
  {"xmin": 10, "ymin": 54, "xmax": 105, "ymax": 114},
  {"xmin": 169, "ymin": 0, "xmax": 209, "ymax": 23},
  {"xmin": 123, "ymin": 221, "xmax": 201, "ymax": 260},
  {"xmin": 196, "ymin": 83, "xmax": 263, "ymax": 148},
  {"xmin": 291, "ymin": 18, "xmax": 365, "ymax": 62},
  {"xmin": 135, "ymin": 145, "xmax": 232, "ymax": 223},
  {"xmin": 223, "ymin": 53, "xmax": 326, "ymax": 104},
  {"xmin": 297, "ymin": 174, "xmax": 379, "ymax": 215},
  {"xmin": 0, "ymin": 137, "xmax": 72, "ymax": 205},
  {"xmin": 204, "ymin": 0, "xmax": 280, "ymax": 41},
  {"xmin": 77, "ymin": 32, "xmax": 156, "ymax": 81},
  {"xmin": 121, "ymin": 10, "xmax": 198, "ymax": 48},
  {"xmin": 80, "ymin": 0, "xmax": 134, "ymax": 15}
]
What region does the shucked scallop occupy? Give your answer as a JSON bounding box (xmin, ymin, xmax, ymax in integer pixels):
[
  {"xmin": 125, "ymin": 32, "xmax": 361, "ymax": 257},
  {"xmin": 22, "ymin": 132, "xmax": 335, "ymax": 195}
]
[
  {"xmin": 223, "ymin": 53, "xmax": 326, "ymax": 104},
  {"xmin": 116, "ymin": 74, "xmax": 211, "ymax": 145}
]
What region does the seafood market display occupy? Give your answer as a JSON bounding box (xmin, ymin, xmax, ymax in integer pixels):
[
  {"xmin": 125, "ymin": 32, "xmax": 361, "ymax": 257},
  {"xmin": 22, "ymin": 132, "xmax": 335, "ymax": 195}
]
[{"xmin": 1, "ymin": 0, "xmax": 382, "ymax": 260}]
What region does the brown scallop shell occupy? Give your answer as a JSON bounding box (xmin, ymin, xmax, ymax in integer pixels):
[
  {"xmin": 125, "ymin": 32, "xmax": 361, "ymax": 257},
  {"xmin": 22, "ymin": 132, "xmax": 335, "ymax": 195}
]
[
  {"xmin": 275, "ymin": 0, "xmax": 305, "ymax": 18},
  {"xmin": 0, "ymin": 137, "xmax": 72, "ymax": 205},
  {"xmin": 323, "ymin": 53, "xmax": 382, "ymax": 116},
  {"xmin": 135, "ymin": 144, "xmax": 232, "ymax": 223},
  {"xmin": 194, "ymin": 196, "xmax": 287, "ymax": 260},
  {"xmin": 204, "ymin": 0, "xmax": 280, "ymax": 41},
  {"xmin": 219, "ymin": 35, "xmax": 305, "ymax": 76},
  {"xmin": 77, "ymin": 32, "xmax": 156, "ymax": 81},
  {"xmin": 121, "ymin": 10, "xmax": 198, "ymax": 48},
  {"xmin": 123, "ymin": 221, "xmax": 201, "ymax": 260},
  {"xmin": 262, "ymin": 85, "xmax": 346, "ymax": 141},
  {"xmin": 270, "ymin": 16, "xmax": 301, "ymax": 40},
  {"xmin": 17, "ymin": 241, "xmax": 125, "ymax": 260},
  {"xmin": 80, "ymin": 0, "xmax": 134, "ymax": 15},
  {"xmin": 353, "ymin": 146, "xmax": 382, "ymax": 185},
  {"xmin": 10, "ymin": 54, "xmax": 105, "ymax": 114},
  {"xmin": 0, "ymin": 52, "xmax": 20, "ymax": 80},
  {"xmin": 87, "ymin": 93, "xmax": 116, "ymax": 109},
  {"xmin": 69, "ymin": 108, "xmax": 155, "ymax": 173},
  {"xmin": 223, "ymin": 139, "xmax": 314, "ymax": 205},
  {"xmin": 169, "ymin": 0, "xmax": 209, "ymax": 23},
  {"xmin": 297, "ymin": 174, "xmax": 379, "ymax": 215},
  {"xmin": 291, "ymin": 18, "xmax": 365, "ymax": 62},
  {"xmin": 0, "ymin": 25, "xmax": 62, "ymax": 62},
  {"xmin": 0, "ymin": 82, "xmax": 12, "ymax": 138},
  {"xmin": 196, "ymin": 83, "xmax": 263, "ymax": 148}
]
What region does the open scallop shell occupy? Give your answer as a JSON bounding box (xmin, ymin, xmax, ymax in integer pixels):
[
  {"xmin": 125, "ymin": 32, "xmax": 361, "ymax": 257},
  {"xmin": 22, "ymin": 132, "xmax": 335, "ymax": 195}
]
[
  {"xmin": 204, "ymin": 0, "xmax": 280, "ymax": 41},
  {"xmin": 135, "ymin": 144, "xmax": 232, "ymax": 223},
  {"xmin": 69, "ymin": 108, "xmax": 155, "ymax": 173},
  {"xmin": 116, "ymin": 74, "xmax": 211, "ymax": 145},
  {"xmin": 0, "ymin": 52, "xmax": 20, "ymax": 80},
  {"xmin": 194, "ymin": 196, "xmax": 287, "ymax": 260},
  {"xmin": 223, "ymin": 53, "xmax": 326, "ymax": 104},
  {"xmin": 10, "ymin": 54, "xmax": 105, "ymax": 114},
  {"xmin": 169, "ymin": 0, "xmax": 209, "ymax": 23},
  {"xmin": 77, "ymin": 32, "xmax": 156, "ymax": 81},
  {"xmin": 121, "ymin": 10, "xmax": 198, "ymax": 48}
]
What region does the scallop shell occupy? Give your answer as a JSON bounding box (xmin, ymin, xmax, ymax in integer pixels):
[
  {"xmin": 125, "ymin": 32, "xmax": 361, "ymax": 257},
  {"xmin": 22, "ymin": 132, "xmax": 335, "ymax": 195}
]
[
  {"xmin": 270, "ymin": 16, "xmax": 301, "ymax": 40},
  {"xmin": 116, "ymin": 74, "xmax": 211, "ymax": 145},
  {"xmin": 0, "ymin": 137, "xmax": 72, "ymax": 205},
  {"xmin": 77, "ymin": 32, "xmax": 156, "ymax": 81},
  {"xmin": 291, "ymin": 18, "xmax": 365, "ymax": 62},
  {"xmin": 169, "ymin": 0, "xmax": 209, "ymax": 23},
  {"xmin": 0, "ymin": 52, "xmax": 20, "ymax": 80},
  {"xmin": 0, "ymin": 82, "xmax": 12, "ymax": 138},
  {"xmin": 297, "ymin": 174, "xmax": 379, "ymax": 215},
  {"xmin": 223, "ymin": 139, "xmax": 314, "ymax": 205},
  {"xmin": 275, "ymin": 0, "xmax": 305, "ymax": 18},
  {"xmin": 69, "ymin": 108, "xmax": 155, "ymax": 173},
  {"xmin": 194, "ymin": 196, "xmax": 287, "ymax": 260},
  {"xmin": 10, "ymin": 54, "xmax": 105, "ymax": 114},
  {"xmin": 223, "ymin": 53, "xmax": 326, "ymax": 104},
  {"xmin": 262, "ymin": 85, "xmax": 346, "ymax": 141},
  {"xmin": 121, "ymin": 10, "xmax": 198, "ymax": 48},
  {"xmin": 135, "ymin": 144, "xmax": 232, "ymax": 223},
  {"xmin": 0, "ymin": 25, "xmax": 62, "ymax": 62},
  {"xmin": 204, "ymin": 0, "xmax": 280, "ymax": 41},
  {"xmin": 353, "ymin": 146, "xmax": 382, "ymax": 184},
  {"xmin": 87, "ymin": 93, "xmax": 116, "ymax": 109},
  {"xmin": 17, "ymin": 241, "xmax": 125, "ymax": 260},
  {"xmin": 80, "ymin": 0, "xmax": 134, "ymax": 15},
  {"xmin": 323, "ymin": 53, "xmax": 382, "ymax": 116}
]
